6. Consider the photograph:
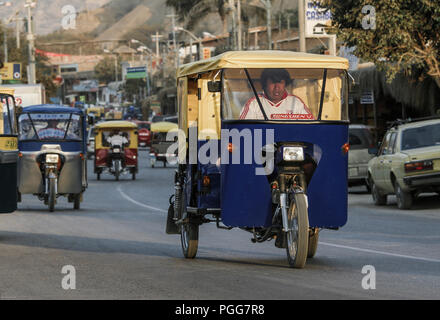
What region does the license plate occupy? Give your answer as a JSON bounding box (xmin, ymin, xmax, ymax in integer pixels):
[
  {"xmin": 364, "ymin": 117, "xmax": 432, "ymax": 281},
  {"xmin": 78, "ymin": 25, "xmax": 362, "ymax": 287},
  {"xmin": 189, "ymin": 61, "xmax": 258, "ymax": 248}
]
[{"xmin": 349, "ymin": 167, "xmax": 358, "ymax": 177}]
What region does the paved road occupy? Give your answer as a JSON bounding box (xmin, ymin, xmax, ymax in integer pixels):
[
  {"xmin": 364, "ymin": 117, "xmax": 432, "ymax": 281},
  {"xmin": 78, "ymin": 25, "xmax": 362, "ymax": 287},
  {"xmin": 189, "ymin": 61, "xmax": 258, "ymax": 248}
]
[{"xmin": 1, "ymin": 150, "xmax": 439, "ymax": 299}]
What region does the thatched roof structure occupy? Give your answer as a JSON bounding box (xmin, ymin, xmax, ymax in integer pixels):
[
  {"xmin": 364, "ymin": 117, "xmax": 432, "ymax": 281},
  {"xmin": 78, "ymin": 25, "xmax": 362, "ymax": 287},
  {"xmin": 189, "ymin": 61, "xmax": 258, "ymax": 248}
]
[{"xmin": 351, "ymin": 64, "xmax": 440, "ymax": 115}]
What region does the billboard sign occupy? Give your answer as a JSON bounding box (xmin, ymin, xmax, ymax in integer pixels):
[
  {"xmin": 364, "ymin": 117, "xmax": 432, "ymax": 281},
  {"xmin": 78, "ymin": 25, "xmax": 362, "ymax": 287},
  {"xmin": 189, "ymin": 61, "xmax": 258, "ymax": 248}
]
[
  {"xmin": 126, "ymin": 67, "xmax": 146, "ymax": 80},
  {"xmin": 0, "ymin": 63, "xmax": 22, "ymax": 80},
  {"xmin": 305, "ymin": 1, "xmax": 332, "ymax": 37}
]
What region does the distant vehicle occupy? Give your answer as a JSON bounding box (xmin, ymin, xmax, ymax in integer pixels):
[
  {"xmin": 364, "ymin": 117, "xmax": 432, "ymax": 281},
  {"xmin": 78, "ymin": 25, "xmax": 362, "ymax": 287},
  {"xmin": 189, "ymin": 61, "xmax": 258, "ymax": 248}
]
[
  {"xmin": 132, "ymin": 120, "xmax": 151, "ymax": 147},
  {"xmin": 17, "ymin": 105, "xmax": 88, "ymax": 212},
  {"xmin": 94, "ymin": 121, "xmax": 138, "ymax": 180},
  {"xmin": 1, "ymin": 84, "xmax": 45, "ymax": 107},
  {"xmin": 367, "ymin": 118, "xmax": 440, "ymax": 209},
  {"xmin": 348, "ymin": 124, "xmax": 375, "ymax": 191},
  {"xmin": 151, "ymin": 115, "xmax": 165, "ymax": 123},
  {"xmin": 87, "ymin": 126, "xmax": 96, "ymax": 159},
  {"xmin": 163, "ymin": 115, "xmax": 178, "ymax": 124}
]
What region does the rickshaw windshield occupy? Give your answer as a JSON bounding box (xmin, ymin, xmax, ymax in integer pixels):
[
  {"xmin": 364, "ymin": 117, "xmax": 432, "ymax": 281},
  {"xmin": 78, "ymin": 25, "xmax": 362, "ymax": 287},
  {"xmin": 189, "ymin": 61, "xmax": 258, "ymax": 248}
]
[
  {"xmin": 18, "ymin": 113, "xmax": 83, "ymax": 141},
  {"xmin": 222, "ymin": 68, "xmax": 348, "ymax": 121},
  {"xmin": 0, "ymin": 95, "xmax": 17, "ymax": 135}
]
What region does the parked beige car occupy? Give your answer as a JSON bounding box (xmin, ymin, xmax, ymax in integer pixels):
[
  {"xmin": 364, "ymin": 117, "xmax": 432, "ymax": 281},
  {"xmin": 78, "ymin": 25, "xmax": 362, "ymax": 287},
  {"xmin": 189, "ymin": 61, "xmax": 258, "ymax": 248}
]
[
  {"xmin": 367, "ymin": 118, "xmax": 440, "ymax": 209},
  {"xmin": 348, "ymin": 124, "xmax": 375, "ymax": 191}
]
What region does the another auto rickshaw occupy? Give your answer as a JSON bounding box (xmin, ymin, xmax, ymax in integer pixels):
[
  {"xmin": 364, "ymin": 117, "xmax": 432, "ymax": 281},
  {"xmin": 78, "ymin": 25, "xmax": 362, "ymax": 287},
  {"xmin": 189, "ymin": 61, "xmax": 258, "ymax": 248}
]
[
  {"xmin": 0, "ymin": 88, "xmax": 19, "ymax": 213},
  {"xmin": 94, "ymin": 120, "xmax": 138, "ymax": 180},
  {"xmin": 166, "ymin": 51, "xmax": 350, "ymax": 268},
  {"xmin": 17, "ymin": 105, "xmax": 88, "ymax": 212},
  {"xmin": 132, "ymin": 120, "xmax": 151, "ymax": 147},
  {"xmin": 149, "ymin": 121, "xmax": 178, "ymax": 168}
]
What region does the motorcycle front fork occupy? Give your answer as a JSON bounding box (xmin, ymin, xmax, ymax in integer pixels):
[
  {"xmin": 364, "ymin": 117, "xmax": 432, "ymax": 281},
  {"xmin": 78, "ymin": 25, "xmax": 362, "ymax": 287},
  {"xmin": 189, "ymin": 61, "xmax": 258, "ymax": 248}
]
[
  {"xmin": 277, "ymin": 173, "xmax": 306, "ymax": 233},
  {"xmin": 45, "ymin": 168, "xmax": 58, "ymax": 195}
]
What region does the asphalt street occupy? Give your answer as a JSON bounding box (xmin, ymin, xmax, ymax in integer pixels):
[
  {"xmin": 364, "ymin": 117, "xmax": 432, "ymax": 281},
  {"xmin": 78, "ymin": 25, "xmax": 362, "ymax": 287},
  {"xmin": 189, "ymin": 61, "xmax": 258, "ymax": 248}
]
[{"xmin": 0, "ymin": 150, "xmax": 439, "ymax": 299}]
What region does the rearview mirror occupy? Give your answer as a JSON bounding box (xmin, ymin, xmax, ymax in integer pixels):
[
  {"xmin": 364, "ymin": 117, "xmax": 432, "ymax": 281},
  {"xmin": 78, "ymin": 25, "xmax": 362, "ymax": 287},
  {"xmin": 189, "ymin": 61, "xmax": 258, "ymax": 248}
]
[{"xmin": 207, "ymin": 81, "xmax": 221, "ymax": 92}]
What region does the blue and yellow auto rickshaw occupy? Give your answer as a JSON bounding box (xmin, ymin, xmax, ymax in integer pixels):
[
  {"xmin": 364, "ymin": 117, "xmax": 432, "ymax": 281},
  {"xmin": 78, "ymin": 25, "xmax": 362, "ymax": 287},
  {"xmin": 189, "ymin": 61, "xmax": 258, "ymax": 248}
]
[
  {"xmin": 0, "ymin": 88, "xmax": 19, "ymax": 213},
  {"xmin": 166, "ymin": 51, "xmax": 350, "ymax": 268},
  {"xmin": 17, "ymin": 105, "xmax": 88, "ymax": 212}
]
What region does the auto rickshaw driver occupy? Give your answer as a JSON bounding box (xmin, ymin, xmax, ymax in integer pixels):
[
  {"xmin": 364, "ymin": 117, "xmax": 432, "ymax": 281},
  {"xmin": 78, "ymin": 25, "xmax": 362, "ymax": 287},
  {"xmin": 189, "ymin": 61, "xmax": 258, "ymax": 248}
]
[
  {"xmin": 106, "ymin": 130, "xmax": 129, "ymax": 147},
  {"xmin": 239, "ymin": 68, "xmax": 315, "ymax": 120}
]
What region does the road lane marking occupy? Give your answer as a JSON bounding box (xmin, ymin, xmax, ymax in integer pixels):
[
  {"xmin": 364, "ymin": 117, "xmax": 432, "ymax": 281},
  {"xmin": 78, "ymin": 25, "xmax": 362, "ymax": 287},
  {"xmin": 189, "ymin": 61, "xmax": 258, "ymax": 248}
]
[
  {"xmin": 321, "ymin": 242, "xmax": 440, "ymax": 263},
  {"xmin": 117, "ymin": 186, "xmax": 167, "ymax": 215}
]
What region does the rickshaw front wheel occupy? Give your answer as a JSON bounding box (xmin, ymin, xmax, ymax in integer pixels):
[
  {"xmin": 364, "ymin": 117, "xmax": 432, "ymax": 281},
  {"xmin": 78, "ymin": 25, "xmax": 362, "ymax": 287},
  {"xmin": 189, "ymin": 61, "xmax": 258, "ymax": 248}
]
[
  {"xmin": 285, "ymin": 193, "xmax": 309, "ymax": 268},
  {"xmin": 48, "ymin": 178, "xmax": 56, "ymax": 212}
]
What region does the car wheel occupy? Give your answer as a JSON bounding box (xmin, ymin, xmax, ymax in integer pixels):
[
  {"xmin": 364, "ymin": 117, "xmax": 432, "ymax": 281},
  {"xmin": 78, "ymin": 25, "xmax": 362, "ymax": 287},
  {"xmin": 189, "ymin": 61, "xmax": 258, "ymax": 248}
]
[
  {"xmin": 371, "ymin": 179, "xmax": 387, "ymax": 205},
  {"xmin": 394, "ymin": 182, "xmax": 413, "ymax": 209}
]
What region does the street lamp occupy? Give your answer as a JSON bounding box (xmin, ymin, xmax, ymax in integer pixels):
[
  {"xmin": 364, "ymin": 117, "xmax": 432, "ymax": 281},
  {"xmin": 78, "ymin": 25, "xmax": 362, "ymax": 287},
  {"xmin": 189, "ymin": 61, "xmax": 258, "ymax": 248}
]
[{"xmin": 174, "ymin": 27, "xmax": 203, "ymax": 61}]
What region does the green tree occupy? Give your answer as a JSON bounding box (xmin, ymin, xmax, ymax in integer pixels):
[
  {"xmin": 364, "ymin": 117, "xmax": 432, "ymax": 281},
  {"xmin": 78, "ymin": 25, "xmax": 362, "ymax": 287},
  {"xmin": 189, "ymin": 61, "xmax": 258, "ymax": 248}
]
[
  {"xmin": 320, "ymin": 0, "xmax": 440, "ymax": 88},
  {"xmin": 94, "ymin": 56, "xmax": 122, "ymax": 84}
]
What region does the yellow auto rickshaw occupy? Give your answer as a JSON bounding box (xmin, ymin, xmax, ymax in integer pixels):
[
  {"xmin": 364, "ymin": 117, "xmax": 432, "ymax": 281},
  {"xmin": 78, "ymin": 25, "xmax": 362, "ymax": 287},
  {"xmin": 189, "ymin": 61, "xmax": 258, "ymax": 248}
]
[
  {"xmin": 149, "ymin": 121, "xmax": 178, "ymax": 168},
  {"xmin": 94, "ymin": 120, "xmax": 138, "ymax": 180},
  {"xmin": 0, "ymin": 87, "xmax": 19, "ymax": 213}
]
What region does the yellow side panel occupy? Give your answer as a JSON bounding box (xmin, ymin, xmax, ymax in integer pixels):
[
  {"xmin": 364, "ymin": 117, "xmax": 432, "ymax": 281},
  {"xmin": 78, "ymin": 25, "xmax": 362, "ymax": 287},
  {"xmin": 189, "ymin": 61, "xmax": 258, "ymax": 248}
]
[
  {"xmin": 0, "ymin": 136, "xmax": 18, "ymax": 151},
  {"xmin": 198, "ymin": 78, "xmax": 221, "ymax": 140}
]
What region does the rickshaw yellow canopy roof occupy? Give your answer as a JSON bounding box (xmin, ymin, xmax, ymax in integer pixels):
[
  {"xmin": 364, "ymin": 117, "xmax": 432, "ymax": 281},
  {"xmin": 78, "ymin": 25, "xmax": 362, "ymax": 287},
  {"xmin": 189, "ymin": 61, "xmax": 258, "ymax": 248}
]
[
  {"xmin": 177, "ymin": 50, "xmax": 349, "ymax": 78},
  {"xmin": 0, "ymin": 87, "xmax": 15, "ymax": 95},
  {"xmin": 95, "ymin": 120, "xmax": 138, "ymax": 130},
  {"xmin": 150, "ymin": 121, "xmax": 178, "ymax": 132}
]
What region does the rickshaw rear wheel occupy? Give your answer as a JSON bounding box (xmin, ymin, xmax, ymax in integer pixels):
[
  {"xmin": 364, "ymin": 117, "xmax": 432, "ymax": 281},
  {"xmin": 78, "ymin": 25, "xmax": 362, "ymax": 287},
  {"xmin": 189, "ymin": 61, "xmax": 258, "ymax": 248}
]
[
  {"xmin": 181, "ymin": 221, "xmax": 199, "ymax": 259},
  {"xmin": 73, "ymin": 194, "xmax": 81, "ymax": 210},
  {"xmin": 285, "ymin": 193, "xmax": 309, "ymax": 268},
  {"xmin": 179, "ymin": 189, "xmax": 199, "ymax": 258},
  {"xmin": 307, "ymin": 229, "xmax": 319, "ymax": 258}
]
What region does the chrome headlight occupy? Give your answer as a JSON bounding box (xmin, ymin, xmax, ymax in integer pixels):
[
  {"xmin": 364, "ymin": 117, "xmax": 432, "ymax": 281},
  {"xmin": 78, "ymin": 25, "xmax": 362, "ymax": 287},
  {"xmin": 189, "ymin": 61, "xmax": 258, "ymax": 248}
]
[
  {"xmin": 46, "ymin": 154, "xmax": 59, "ymax": 164},
  {"xmin": 113, "ymin": 148, "xmax": 120, "ymax": 153},
  {"xmin": 283, "ymin": 146, "xmax": 304, "ymax": 161}
]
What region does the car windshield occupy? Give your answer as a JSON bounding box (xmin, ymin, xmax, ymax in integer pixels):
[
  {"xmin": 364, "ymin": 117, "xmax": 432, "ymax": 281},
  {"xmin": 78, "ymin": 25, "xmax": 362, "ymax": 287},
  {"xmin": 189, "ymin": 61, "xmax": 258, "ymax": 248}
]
[
  {"xmin": 222, "ymin": 68, "xmax": 348, "ymax": 121},
  {"xmin": 349, "ymin": 128, "xmax": 373, "ymax": 150},
  {"xmin": 401, "ymin": 123, "xmax": 440, "ymax": 150},
  {"xmin": 137, "ymin": 123, "xmax": 150, "ymax": 130},
  {"xmin": 18, "ymin": 113, "xmax": 82, "ymax": 141}
]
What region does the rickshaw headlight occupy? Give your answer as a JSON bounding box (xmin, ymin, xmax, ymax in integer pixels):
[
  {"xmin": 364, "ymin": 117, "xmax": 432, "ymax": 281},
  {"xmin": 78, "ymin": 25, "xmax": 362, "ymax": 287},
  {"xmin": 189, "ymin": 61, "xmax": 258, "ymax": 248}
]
[
  {"xmin": 283, "ymin": 147, "xmax": 304, "ymax": 161},
  {"xmin": 46, "ymin": 154, "xmax": 59, "ymax": 164}
]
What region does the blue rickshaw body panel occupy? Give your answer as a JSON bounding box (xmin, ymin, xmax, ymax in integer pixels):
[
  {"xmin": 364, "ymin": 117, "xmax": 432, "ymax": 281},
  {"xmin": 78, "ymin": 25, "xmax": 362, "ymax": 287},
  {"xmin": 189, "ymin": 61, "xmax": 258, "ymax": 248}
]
[{"xmin": 220, "ymin": 122, "xmax": 348, "ymax": 229}]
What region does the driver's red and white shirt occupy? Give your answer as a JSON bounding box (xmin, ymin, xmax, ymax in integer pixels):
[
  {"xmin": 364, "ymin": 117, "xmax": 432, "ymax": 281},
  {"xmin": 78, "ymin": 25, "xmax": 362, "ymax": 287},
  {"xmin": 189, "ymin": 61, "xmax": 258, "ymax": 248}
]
[{"xmin": 239, "ymin": 92, "xmax": 314, "ymax": 120}]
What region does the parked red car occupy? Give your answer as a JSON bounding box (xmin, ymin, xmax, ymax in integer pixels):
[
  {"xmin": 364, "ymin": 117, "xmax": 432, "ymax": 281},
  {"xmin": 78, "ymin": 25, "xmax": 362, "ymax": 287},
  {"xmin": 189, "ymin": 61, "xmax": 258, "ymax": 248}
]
[{"xmin": 132, "ymin": 120, "xmax": 151, "ymax": 147}]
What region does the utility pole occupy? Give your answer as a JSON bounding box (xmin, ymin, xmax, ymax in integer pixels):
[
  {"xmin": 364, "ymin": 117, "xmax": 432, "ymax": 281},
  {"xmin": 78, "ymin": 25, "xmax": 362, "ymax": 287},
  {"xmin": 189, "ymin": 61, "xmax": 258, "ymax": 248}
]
[
  {"xmin": 151, "ymin": 31, "xmax": 163, "ymax": 58},
  {"xmin": 259, "ymin": 0, "xmax": 272, "ymax": 50},
  {"xmin": 228, "ymin": 0, "xmax": 237, "ymax": 50},
  {"xmin": 237, "ymin": 0, "xmax": 242, "ymax": 50},
  {"xmin": 167, "ymin": 11, "xmax": 179, "ymax": 68},
  {"xmin": 298, "ymin": 0, "xmax": 306, "ymax": 52},
  {"xmin": 25, "ymin": 0, "xmax": 36, "ymax": 84}
]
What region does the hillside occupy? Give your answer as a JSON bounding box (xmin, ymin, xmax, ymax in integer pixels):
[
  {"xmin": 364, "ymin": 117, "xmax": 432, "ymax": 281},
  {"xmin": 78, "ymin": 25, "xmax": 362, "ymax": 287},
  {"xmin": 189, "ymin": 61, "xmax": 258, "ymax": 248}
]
[{"xmin": 27, "ymin": 0, "xmax": 297, "ymax": 48}]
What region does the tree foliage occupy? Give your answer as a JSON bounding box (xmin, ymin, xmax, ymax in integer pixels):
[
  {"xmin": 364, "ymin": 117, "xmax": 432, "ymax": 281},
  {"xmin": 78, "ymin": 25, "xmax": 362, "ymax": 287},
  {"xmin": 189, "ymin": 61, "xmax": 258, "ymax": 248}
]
[
  {"xmin": 320, "ymin": 0, "xmax": 440, "ymax": 88},
  {"xmin": 94, "ymin": 56, "xmax": 122, "ymax": 84}
]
